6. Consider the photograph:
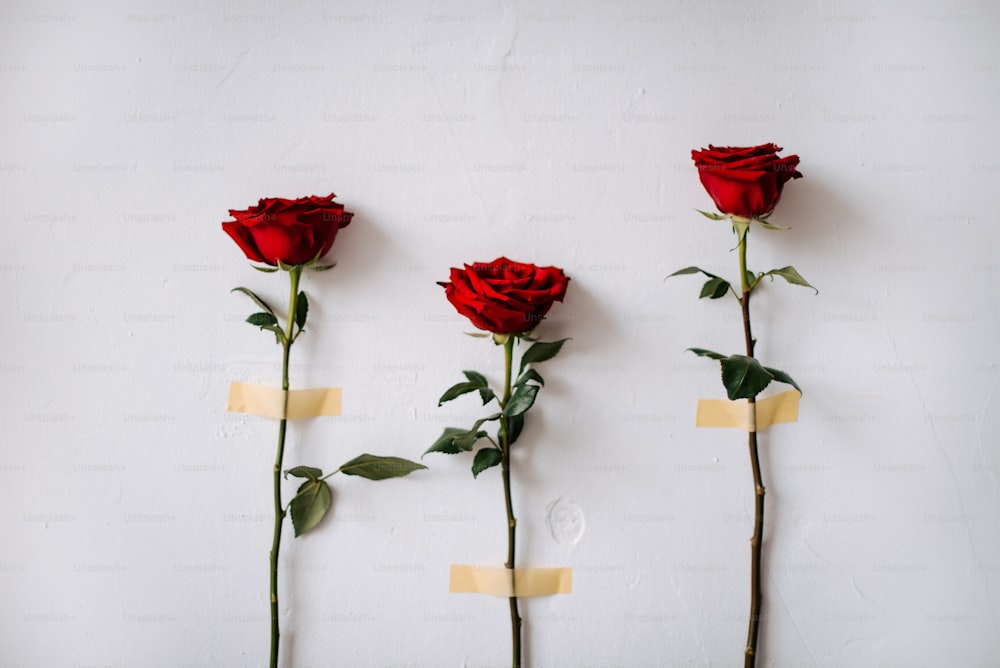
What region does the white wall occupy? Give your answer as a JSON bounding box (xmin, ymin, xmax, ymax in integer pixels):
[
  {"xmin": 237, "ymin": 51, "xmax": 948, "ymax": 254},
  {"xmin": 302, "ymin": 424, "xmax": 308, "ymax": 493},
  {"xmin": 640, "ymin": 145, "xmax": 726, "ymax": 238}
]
[{"xmin": 3, "ymin": 0, "xmax": 998, "ymax": 666}]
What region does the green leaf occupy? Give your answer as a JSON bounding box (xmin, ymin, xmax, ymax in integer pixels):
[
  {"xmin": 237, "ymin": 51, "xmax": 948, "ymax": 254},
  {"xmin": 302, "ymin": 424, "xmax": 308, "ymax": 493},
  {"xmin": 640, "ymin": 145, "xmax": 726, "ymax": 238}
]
[
  {"xmin": 504, "ymin": 383, "xmax": 540, "ymax": 417},
  {"xmin": 261, "ymin": 324, "xmax": 286, "ymax": 346},
  {"xmin": 503, "ymin": 413, "xmax": 525, "ymax": 446},
  {"xmin": 696, "ymin": 209, "xmax": 727, "ymax": 221},
  {"xmin": 453, "ymin": 429, "xmax": 488, "ymax": 451},
  {"xmin": 720, "ymin": 355, "xmax": 773, "ymax": 400},
  {"xmin": 252, "ymin": 265, "xmax": 279, "ymax": 273},
  {"xmin": 312, "ymin": 262, "xmax": 336, "ymax": 272},
  {"xmin": 478, "ymin": 387, "xmax": 496, "ymax": 405},
  {"xmin": 289, "ymin": 479, "xmax": 332, "ymax": 537},
  {"xmin": 763, "ymin": 366, "xmax": 802, "ymax": 395},
  {"xmin": 231, "ymin": 287, "xmax": 276, "ymax": 315},
  {"xmin": 338, "ymin": 454, "xmax": 427, "ymax": 480},
  {"xmin": 438, "ymin": 381, "xmax": 482, "ymax": 406},
  {"xmin": 462, "ymin": 370, "xmax": 489, "ymax": 386},
  {"xmin": 425, "ymin": 427, "xmax": 471, "ymax": 456},
  {"xmin": 687, "ymin": 347, "xmax": 726, "ymax": 361},
  {"xmin": 472, "ymin": 448, "xmax": 502, "ymax": 478},
  {"xmin": 518, "ymin": 339, "xmax": 569, "ymax": 374},
  {"xmin": 667, "ymin": 265, "xmax": 721, "ymax": 280},
  {"xmin": 455, "ymin": 371, "xmax": 494, "ymax": 404},
  {"xmin": 246, "ymin": 312, "xmax": 278, "ymax": 327},
  {"xmin": 700, "ymin": 277, "xmax": 731, "ymax": 299},
  {"xmin": 295, "ymin": 291, "xmax": 308, "ymax": 330},
  {"xmin": 424, "ymin": 418, "xmax": 497, "ymax": 456},
  {"xmin": 285, "ymin": 465, "xmax": 323, "ymax": 480},
  {"xmin": 764, "ymin": 266, "xmax": 818, "ymax": 294},
  {"xmin": 668, "ymin": 266, "xmax": 732, "ymax": 299},
  {"xmin": 515, "ymin": 368, "xmax": 544, "ymax": 388}
]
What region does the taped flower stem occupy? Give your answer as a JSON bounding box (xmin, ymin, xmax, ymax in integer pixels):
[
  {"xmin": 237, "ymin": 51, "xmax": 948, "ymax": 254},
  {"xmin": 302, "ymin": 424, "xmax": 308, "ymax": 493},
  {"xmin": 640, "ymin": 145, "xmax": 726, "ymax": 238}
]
[
  {"xmin": 226, "ymin": 381, "xmax": 342, "ymax": 419},
  {"xmin": 695, "ymin": 389, "xmax": 799, "ymax": 432},
  {"xmin": 449, "ymin": 565, "xmax": 572, "ymax": 597}
]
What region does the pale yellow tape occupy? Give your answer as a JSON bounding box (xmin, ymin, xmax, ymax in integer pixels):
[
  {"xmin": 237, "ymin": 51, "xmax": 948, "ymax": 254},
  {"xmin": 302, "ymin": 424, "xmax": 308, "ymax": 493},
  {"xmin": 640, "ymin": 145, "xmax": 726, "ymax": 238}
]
[
  {"xmin": 226, "ymin": 382, "xmax": 342, "ymax": 419},
  {"xmin": 449, "ymin": 565, "xmax": 572, "ymax": 597},
  {"xmin": 695, "ymin": 389, "xmax": 800, "ymax": 432}
]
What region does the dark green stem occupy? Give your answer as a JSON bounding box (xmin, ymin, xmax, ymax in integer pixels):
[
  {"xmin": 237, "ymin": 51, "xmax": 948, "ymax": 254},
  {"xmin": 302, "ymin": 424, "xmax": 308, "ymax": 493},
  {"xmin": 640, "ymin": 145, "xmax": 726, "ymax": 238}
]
[
  {"xmin": 738, "ymin": 232, "xmax": 764, "ymax": 668},
  {"xmin": 498, "ymin": 335, "xmax": 521, "ymax": 668},
  {"xmin": 270, "ymin": 266, "xmax": 302, "ymax": 668}
]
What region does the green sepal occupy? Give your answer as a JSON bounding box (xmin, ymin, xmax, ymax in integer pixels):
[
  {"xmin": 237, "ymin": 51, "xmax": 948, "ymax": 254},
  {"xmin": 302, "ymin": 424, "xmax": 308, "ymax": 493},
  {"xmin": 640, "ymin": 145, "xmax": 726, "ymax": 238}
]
[
  {"xmin": 285, "ymin": 465, "xmax": 323, "ymax": 481},
  {"xmin": 472, "ymin": 448, "xmax": 503, "ymax": 478},
  {"xmin": 504, "ymin": 383, "xmax": 539, "ymax": 417},
  {"xmin": 251, "ymin": 264, "xmax": 279, "ymax": 273},
  {"xmin": 312, "ymin": 262, "xmax": 336, "ymax": 272},
  {"xmin": 464, "ymin": 332, "xmax": 491, "ymax": 338},
  {"xmin": 720, "ymin": 355, "xmax": 773, "ymax": 400},
  {"xmin": 687, "ymin": 347, "xmax": 726, "ymax": 361},
  {"xmin": 289, "ymin": 479, "xmax": 332, "ymax": 537},
  {"xmin": 231, "ymin": 287, "xmax": 276, "ymax": 315},
  {"xmin": 337, "ymin": 454, "xmax": 427, "ymax": 480},
  {"xmin": 696, "ymin": 209, "xmax": 727, "ymax": 221},
  {"xmin": 300, "ymin": 247, "xmax": 327, "ymax": 269},
  {"xmin": 518, "ymin": 339, "xmax": 569, "ymax": 374},
  {"xmin": 295, "ymin": 291, "xmax": 308, "ymax": 330},
  {"xmin": 700, "ymin": 277, "xmax": 731, "ymax": 299},
  {"xmin": 732, "ymin": 219, "xmax": 751, "ymax": 246},
  {"xmin": 762, "ymin": 366, "xmax": 802, "ymax": 395},
  {"xmin": 755, "ymin": 219, "xmax": 788, "ymax": 231},
  {"xmin": 277, "ymin": 259, "xmax": 294, "ymax": 272},
  {"xmin": 763, "ymin": 266, "xmax": 818, "ymax": 294},
  {"xmin": 246, "ymin": 312, "xmax": 278, "ymax": 327},
  {"xmin": 515, "ymin": 368, "xmax": 544, "ymax": 388}
]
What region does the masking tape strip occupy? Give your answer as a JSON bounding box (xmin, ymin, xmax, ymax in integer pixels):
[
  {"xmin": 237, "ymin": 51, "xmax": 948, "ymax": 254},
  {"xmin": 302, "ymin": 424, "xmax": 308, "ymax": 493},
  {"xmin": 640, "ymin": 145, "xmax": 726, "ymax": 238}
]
[
  {"xmin": 226, "ymin": 382, "xmax": 342, "ymax": 419},
  {"xmin": 695, "ymin": 389, "xmax": 800, "ymax": 432},
  {"xmin": 449, "ymin": 565, "xmax": 573, "ymax": 597}
]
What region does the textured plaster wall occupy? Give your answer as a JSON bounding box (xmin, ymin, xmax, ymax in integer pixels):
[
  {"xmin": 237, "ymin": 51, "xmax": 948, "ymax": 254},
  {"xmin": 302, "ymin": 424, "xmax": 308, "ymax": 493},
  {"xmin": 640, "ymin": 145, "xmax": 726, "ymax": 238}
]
[{"xmin": 2, "ymin": 0, "xmax": 999, "ymax": 666}]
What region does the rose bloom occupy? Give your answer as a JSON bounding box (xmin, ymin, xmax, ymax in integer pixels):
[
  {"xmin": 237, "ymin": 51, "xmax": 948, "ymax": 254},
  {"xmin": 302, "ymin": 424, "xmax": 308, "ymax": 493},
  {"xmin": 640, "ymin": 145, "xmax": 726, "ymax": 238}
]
[
  {"xmin": 691, "ymin": 144, "xmax": 802, "ymax": 218},
  {"xmin": 223, "ymin": 193, "xmax": 353, "ymax": 266},
  {"xmin": 440, "ymin": 257, "xmax": 570, "ymax": 334}
]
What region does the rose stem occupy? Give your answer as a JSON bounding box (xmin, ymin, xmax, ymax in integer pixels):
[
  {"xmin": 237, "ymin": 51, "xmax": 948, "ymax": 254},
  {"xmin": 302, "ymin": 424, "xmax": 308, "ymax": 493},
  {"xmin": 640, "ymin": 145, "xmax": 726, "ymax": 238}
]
[
  {"xmin": 738, "ymin": 232, "xmax": 764, "ymax": 668},
  {"xmin": 270, "ymin": 265, "xmax": 302, "ymax": 668},
  {"xmin": 499, "ymin": 335, "xmax": 522, "ymax": 668}
]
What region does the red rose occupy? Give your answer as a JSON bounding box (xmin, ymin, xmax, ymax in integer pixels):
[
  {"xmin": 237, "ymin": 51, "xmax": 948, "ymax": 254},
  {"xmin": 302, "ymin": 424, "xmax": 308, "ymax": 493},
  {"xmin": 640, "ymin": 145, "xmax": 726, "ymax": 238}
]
[
  {"xmin": 222, "ymin": 193, "xmax": 353, "ymax": 266},
  {"xmin": 691, "ymin": 144, "xmax": 802, "ymax": 218},
  {"xmin": 440, "ymin": 257, "xmax": 570, "ymax": 334}
]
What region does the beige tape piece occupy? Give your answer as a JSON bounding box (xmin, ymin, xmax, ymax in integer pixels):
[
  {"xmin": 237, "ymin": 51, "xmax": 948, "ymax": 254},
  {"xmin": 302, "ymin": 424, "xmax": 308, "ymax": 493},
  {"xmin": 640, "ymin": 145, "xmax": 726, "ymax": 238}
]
[
  {"xmin": 449, "ymin": 565, "xmax": 573, "ymax": 597},
  {"xmin": 695, "ymin": 389, "xmax": 800, "ymax": 432},
  {"xmin": 226, "ymin": 382, "xmax": 342, "ymax": 419}
]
